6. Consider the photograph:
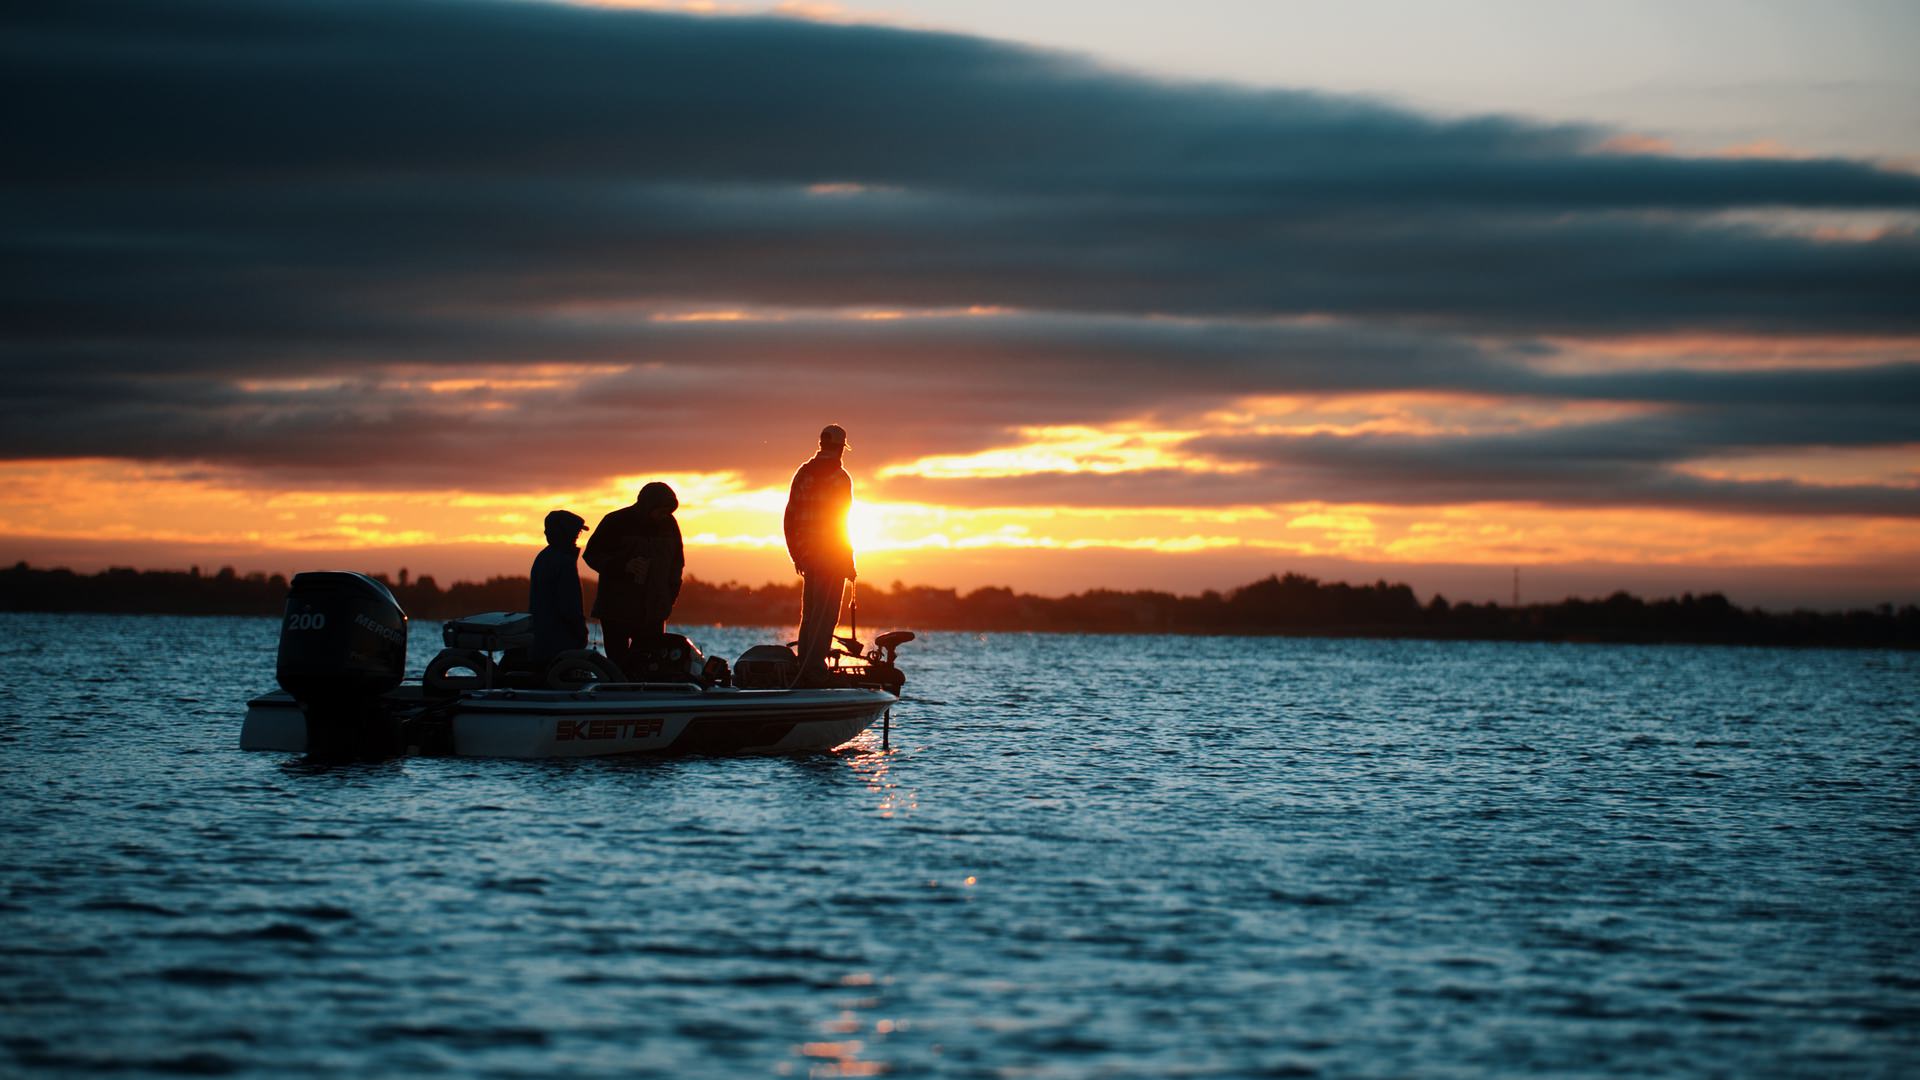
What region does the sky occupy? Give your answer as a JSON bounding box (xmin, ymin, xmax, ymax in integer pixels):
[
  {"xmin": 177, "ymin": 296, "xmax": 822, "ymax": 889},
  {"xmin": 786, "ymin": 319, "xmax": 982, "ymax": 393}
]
[{"xmin": 3, "ymin": 0, "xmax": 1918, "ymax": 609}]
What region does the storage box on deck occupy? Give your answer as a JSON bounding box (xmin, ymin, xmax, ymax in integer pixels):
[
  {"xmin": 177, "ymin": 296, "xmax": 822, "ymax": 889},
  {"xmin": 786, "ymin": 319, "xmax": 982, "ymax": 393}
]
[{"xmin": 442, "ymin": 612, "xmax": 535, "ymax": 652}]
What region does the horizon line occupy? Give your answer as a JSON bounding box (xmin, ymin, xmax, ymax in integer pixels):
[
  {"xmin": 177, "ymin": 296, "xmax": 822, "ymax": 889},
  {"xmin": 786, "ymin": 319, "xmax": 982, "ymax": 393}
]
[{"xmin": 8, "ymin": 558, "xmax": 1914, "ymax": 617}]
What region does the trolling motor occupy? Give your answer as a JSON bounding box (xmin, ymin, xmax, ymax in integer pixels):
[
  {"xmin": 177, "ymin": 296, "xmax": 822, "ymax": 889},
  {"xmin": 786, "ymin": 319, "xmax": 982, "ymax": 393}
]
[
  {"xmin": 856, "ymin": 631, "xmax": 915, "ymax": 693},
  {"xmin": 818, "ymin": 630, "xmax": 914, "ymax": 693},
  {"xmin": 841, "ymin": 583, "xmax": 913, "ymax": 689}
]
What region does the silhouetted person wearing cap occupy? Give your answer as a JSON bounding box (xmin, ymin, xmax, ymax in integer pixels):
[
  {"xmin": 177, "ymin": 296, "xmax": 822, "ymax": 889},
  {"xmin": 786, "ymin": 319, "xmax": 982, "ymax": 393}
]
[
  {"xmin": 785, "ymin": 425, "xmax": 856, "ymax": 686},
  {"xmin": 584, "ymin": 482, "xmax": 684, "ymax": 677},
  {"xmin": 530, "ymin": 510, "xmax": 589, "ymax": 665}
]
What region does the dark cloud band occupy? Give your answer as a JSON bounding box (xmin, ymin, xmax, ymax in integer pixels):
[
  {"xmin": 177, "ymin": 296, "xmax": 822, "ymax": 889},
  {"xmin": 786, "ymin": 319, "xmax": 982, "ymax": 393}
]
[{"xmin": 2, "ymin": 0, "xmax": 1918, "ymax": 516}]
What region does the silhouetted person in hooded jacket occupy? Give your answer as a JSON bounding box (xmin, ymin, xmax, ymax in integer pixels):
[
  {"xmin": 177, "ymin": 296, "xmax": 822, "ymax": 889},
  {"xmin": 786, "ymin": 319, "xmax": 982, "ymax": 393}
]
[
  {"xmin": 584, "ymin": 482, "xmax": 684, "ymax": 677},
  {"xmin": 529, "ymin": 509, "xmax": 588, "ymax": 665}
]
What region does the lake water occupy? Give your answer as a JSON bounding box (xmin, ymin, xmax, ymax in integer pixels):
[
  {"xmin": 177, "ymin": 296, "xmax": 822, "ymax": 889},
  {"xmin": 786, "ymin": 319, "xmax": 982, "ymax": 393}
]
[{"xmin": 0, "ymin": 612, "xmax": 1915, "ymax": 1077}]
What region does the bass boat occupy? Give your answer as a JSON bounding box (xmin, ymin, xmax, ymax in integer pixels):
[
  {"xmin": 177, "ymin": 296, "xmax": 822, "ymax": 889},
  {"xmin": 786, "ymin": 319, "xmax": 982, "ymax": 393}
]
[{"xmin": 241, "ymin": 572, "xmax": 913, "ymax": 759}]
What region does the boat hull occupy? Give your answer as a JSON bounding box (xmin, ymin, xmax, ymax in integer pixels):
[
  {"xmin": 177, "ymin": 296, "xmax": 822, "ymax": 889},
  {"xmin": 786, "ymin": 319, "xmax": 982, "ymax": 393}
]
[{"xmin": 242, "ymin": 684, "xmax": 895, "ymax": 758}]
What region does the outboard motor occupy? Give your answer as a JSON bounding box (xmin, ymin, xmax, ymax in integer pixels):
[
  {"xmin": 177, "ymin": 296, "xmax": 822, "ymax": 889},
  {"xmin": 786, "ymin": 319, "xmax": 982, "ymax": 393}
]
[{"xmin": 275, "ymin": 571, "xmax": 408, "ymax": 757}]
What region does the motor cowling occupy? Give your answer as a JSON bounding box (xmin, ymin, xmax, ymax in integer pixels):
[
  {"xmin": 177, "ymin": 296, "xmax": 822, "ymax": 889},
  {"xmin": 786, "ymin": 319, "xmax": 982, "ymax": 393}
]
[
  {"xmin": 734, "ymin": 644, "xmax": 797, "ymax": 690},
  {"xmin": 628, "ymin": 632, "xmax": 706, "ymax": 683},
  {"xmin": 276, "ymin": 571, "xmax": 408, "ymax": 706}
]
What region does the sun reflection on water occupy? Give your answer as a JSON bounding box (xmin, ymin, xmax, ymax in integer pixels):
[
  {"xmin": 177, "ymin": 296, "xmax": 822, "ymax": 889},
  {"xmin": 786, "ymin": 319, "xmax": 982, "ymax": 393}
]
[
  {"xmin": 781, "ymin": 972, "xmax": 901, "ymax": 1078},
  {"xmin": 843, "ymin": 732, "xmax": 915, "ymax": 819}
]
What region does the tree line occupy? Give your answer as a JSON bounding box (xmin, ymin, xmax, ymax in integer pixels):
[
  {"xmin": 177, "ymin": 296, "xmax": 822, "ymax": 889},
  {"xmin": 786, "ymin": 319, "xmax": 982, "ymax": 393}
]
[{"xmin": 2, "ymin": 561, "xmax": 1914, "ymax": 649}]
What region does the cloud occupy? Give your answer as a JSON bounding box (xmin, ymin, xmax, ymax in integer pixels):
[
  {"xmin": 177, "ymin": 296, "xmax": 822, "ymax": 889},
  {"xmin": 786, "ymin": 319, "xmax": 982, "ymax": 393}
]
[
  {"xmin": 2, "ymin": 0, "xmax": 1918, "ymax": 518},
  {"xmin": 9, "ymin": 1, "xmax": 1920, "ymax": 328},
  {"xmin": 876, "ymin": 460, "xmax": 1920, "ymax": 519},
  {"xmin": 3, "ymin": 303, "xmax": 1918, "ymax": 503},
  {"xmin": 1179, "ymin": 406, "xmax": 1920, "ymax": 517}
]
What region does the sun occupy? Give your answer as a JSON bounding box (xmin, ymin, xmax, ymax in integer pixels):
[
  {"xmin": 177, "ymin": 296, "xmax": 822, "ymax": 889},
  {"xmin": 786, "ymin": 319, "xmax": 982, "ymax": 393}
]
[{"xmin": 846, "ymin": 501, "xmax": 891, "ymax": 553}]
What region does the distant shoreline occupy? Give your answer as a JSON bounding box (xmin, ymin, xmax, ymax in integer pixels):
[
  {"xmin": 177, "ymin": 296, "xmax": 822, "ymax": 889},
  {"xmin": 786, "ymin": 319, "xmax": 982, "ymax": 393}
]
[{"xmin": 4, "ymin": 562, "xmax": 1913, "ymax": 651}]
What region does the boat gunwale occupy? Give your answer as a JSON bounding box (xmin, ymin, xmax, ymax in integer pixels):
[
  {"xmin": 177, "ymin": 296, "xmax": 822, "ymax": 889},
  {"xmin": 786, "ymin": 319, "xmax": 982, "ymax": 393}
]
[{"xmin": 244, "ymin": 685, "xmax": 898, "ymax": 719}]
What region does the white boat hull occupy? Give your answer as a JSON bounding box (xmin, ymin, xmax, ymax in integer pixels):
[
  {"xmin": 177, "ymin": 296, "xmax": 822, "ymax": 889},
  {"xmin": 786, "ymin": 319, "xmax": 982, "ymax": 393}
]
[{"xmin": 242, "ymin": 684, "xmax": 895, "ymax": 758}]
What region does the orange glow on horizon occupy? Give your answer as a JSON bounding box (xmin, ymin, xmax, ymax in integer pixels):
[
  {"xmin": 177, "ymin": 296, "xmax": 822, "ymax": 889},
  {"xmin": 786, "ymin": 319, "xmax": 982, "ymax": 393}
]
[
  {"xmin": 3, "ymin": 379, "xmax": 1915, "ymax": 600},
  {"xmin": 3, "ymin": 458, "xmax": 1916, "ymax": 595}
]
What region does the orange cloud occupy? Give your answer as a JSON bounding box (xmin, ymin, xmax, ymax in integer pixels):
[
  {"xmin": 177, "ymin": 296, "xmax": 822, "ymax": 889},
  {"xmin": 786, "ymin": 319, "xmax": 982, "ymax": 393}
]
[
  {"xmin": 879, "ymin": 424, "xmax": 1247, "ymax": 480},
  {"xmin": 1210, "ymin": 393, "xmax": 1659, "ymax": 438},
  {"xmin": 565, "ymin": 0, "xmax": 888, "ymax": 26},
  {"xmin": 1596, "ymin": 133, "xmax": 1676, "ymax": 155},
  {"xmin": 1675, "ymin": 445, "xmax": 1920, "ymax": 489},
  {"xmin": 1535, "ymin": 332, "xmax": 1920, "ymax": 372},
  {"xmin": 1715, "ymin": 138, "xmax": 1818, "ymax": 160}
]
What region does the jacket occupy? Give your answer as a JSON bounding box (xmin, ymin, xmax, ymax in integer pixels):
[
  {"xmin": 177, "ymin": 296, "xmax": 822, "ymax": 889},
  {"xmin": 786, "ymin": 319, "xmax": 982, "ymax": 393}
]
[
  {"xmin": 584, "ymin": 484, "xmax": 684, "ymax": 623},
  {"xmin": 528, "ymin": 543, "xmax": 587, "ymax": 662},
  {"xmin": 784, "ymin": 452, "xmax": 855, "ymax": 578}
]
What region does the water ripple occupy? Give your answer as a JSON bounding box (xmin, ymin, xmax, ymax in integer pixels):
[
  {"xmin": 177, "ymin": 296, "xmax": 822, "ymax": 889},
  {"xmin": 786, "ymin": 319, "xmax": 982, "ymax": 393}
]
[{"xmin": 0, "ymin": 615, "xmax": 1916, "ymax": 1076}]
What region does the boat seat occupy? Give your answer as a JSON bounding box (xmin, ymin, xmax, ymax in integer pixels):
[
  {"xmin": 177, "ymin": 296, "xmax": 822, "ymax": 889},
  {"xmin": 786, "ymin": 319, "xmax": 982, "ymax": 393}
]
[{"xmin": 442, "ymin": 611, "xmax": 535, "ymax": 651}]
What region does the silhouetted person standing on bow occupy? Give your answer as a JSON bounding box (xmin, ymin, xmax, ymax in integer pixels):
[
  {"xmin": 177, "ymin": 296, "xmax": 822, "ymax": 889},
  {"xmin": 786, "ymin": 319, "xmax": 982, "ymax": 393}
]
[
  {"xmin": 529, "ymin": 509, "xmax": 588, "ymax": 665},
  {"xmin": 584, "ymin": 482, "xmax": 684, "ymax": 677},
  {"xmin": 785, "ymin": 424, "xmax": 856, "ymax": 686}
]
